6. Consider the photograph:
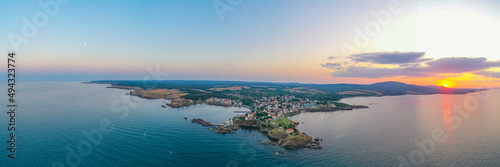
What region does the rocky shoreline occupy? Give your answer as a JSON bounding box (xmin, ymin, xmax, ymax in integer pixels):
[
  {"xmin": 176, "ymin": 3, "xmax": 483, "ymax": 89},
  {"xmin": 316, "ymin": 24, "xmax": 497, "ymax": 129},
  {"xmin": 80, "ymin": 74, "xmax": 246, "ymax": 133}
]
[
  {"xmin": 162, "ymin": 100, "xmax": 246, "ymax": 108},
  {"xmin": 283, "ymin": 110, "xmax": 302, "ymax": 117},
  {"xmin": 301, "ymin": 105, "xmax": 368, "ymax": 112},
  {"xmin": 164, "ymin": 99, "xmax": 197, "ymax": 108},
  {"xmin": 265, "ymin": 126, "xmax": 322, "ymax": 149},
  {"xmin": 263, "ymin": 137, "xmax": 322, "ymax": 150},
  {"xmin": 192, "ymin": 118, "xmax": 240, "ymax": 134},
  {"xmin": 102, "ymin": 86, "xmax": 243, "ymax": 109}
]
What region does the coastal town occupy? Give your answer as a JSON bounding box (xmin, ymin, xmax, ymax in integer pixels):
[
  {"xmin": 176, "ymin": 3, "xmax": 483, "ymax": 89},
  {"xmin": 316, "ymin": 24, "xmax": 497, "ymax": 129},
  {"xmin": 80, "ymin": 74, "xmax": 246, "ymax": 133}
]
[
  {"xmin": 183, "ymin": 95, "xmax": 358, "ymax": 150},
  {"xmin": 205, "ymin": 97, "xmax": 243, "ymax": 106},
  {"xmin": 235, "ymin": 95, "xmax": 330, "ymax": 122}
]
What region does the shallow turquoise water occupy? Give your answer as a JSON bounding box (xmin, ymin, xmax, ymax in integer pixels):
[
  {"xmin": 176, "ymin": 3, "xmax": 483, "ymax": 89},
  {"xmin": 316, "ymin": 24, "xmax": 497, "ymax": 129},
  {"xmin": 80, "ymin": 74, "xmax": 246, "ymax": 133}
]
[{"xmin": 1, "ymin": 82, "xmax": 499, "ymax": 166}]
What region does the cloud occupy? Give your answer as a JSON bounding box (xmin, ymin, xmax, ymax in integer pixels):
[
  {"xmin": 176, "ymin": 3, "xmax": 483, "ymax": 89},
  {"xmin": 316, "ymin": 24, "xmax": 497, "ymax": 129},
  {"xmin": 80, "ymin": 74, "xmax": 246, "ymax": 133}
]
[
  {"xmin": 349, "ymin": 52, "xmax": 431, "ymax": 65},
  {"xmin": 426, "ymin": 57, "xmax": 500, "ymax": 73},
  {"xmin": 322, "ymin": 63, "xmax": 342, "ymax": 70},
  {"xmin": 326, "ymin": 56, "xmax": 500, "ymax": 78},
  {"xmin": 474, "ymin": 71, "xmax": 500, "ymax": 78},
  {"xmin": 331, "ymin": 66, "xmax": 428, "ymax": 78}
]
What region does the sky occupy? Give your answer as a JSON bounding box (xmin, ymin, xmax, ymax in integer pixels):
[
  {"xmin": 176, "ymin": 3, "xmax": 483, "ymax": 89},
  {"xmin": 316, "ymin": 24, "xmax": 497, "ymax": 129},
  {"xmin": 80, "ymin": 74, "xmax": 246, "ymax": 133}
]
[{"xmin": 2, "ymin": 0, "xmax": 500, "ymax": 88}]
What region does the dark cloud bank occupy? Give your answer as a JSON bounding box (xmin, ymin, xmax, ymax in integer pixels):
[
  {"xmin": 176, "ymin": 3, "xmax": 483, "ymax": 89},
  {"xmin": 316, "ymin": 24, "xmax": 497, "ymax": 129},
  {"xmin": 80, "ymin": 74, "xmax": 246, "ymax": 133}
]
[{"xmin": 324, "ymin": 52, "xmax": 500, "ymax": 78}]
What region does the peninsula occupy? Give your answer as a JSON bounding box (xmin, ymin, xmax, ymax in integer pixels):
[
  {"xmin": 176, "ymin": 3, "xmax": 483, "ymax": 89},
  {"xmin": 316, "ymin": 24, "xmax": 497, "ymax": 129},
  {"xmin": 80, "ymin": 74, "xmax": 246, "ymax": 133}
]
[{"xmin": 87, "ymin": 80, "xmax": 484, "ymax": 150}]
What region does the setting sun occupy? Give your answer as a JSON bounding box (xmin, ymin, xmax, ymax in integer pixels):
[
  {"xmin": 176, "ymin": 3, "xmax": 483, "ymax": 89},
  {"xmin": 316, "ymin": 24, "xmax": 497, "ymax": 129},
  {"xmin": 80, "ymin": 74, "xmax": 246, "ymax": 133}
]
[{"xmin": 438, "ymin": 80, "xmax": 455, "ymax": 88}]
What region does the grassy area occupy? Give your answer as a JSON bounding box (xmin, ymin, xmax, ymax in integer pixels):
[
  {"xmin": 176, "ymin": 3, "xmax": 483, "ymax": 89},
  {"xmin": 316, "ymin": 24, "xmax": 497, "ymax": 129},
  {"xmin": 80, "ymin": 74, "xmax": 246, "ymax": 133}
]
[
  {"xmin": 272, "ymin": 117, "xmax": 290, "ymax": 126},
  {"xmin": 131, "ymin": 88, "xmax": 188, "ymax": 99},
  {"xmin": 273, "ymin": 127, "xmax": 285, "ymax": 133},
  {"xmin": 209, "ymin": 86, "xmax": 247, "ymax": 91}
]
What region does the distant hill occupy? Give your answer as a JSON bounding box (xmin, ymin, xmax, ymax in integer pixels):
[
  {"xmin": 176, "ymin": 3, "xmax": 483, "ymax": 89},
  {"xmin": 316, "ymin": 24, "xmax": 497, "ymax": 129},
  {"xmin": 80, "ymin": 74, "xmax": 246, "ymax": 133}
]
[{"xmin": 305, "ymin": 81, "xmax": 482, "ymax": 96}]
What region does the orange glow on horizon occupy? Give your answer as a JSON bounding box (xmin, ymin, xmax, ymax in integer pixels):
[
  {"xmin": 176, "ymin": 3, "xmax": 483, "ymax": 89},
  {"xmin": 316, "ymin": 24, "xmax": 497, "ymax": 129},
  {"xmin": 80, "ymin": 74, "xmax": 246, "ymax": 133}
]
[{"xmin": 438, "ymin": 80, "xmax": 455, "ymax": 88}]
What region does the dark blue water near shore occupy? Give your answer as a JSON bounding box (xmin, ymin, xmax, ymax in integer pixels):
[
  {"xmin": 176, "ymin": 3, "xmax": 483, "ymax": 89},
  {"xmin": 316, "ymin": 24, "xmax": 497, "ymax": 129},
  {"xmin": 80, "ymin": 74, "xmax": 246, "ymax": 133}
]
[{"xmin": 1, "ymin": 82, "xmax": 499, "ymax": 166}]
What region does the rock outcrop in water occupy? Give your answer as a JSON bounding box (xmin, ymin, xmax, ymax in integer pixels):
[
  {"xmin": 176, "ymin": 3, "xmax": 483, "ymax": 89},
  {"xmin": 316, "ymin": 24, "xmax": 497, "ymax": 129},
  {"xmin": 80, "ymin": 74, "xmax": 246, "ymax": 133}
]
[
  {"xmin": 192, "ymin": 118, "xmax": 214, "ymax": 127},
  {"xmin": 302, "ymin": 105, "xmax": 369, "ymax": 112},
  {"xmin": 192, "ymin": 118, "xmax": 239, "ymax": 134}
]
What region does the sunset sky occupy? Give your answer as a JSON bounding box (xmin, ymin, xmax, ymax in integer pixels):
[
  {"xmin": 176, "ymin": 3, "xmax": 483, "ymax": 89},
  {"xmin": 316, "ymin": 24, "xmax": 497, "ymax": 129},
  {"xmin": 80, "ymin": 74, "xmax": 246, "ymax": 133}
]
[{"xmin": 2, "ymin": 0, "xmax": 500, "ymax": 88}]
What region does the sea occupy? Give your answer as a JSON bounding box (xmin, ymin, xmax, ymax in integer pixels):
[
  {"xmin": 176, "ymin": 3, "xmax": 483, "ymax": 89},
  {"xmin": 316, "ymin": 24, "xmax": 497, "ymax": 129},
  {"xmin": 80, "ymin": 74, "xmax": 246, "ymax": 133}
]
[{"xmin": 1, "ymin": 82, "xmax": 499, "ymax": 166}]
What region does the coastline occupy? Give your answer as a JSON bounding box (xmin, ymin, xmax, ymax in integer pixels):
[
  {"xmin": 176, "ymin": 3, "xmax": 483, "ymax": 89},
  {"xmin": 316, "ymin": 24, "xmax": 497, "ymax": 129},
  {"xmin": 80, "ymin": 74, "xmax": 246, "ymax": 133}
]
[
  {"xmin": 103, "ymin": 85, "xmax": 251, "ymax": 109},
  {"xmin": 86, "ymin": 81, "xmax": 489, "ymax": 103}
]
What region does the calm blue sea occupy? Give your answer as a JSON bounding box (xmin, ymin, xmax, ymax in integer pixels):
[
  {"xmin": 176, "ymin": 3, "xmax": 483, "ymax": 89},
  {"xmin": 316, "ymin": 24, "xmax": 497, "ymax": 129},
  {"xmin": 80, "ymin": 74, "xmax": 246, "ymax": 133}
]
[{"xmin": 1, "ymin": 82, "xmax": 499, "ymax": 166}]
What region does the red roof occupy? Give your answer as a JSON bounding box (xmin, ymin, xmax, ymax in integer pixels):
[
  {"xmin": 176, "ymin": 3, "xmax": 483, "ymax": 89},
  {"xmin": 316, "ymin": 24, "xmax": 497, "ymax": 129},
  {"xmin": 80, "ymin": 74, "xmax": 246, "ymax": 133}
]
[{"xmin": 287, "ymin": 128, "xmax": 293, "ymax": 131}]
